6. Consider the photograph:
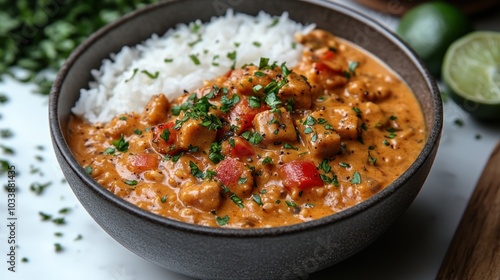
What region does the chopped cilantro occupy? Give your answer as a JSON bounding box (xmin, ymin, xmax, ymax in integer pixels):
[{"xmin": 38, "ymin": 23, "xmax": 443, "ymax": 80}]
[
  {"xmin": 252, "ymin": 194, "xmax": 263, "ymax": 206},
  {"xmin": 141, "ymin": 70, "xmax": 160, "ymax": 80},
  {"xmin": 238, "ymin": 177, "xmax": 248, "ymax": 184},
  {"xmin": 262, "ymin": 156, "xmax": 273, "ymax": 165},
  {"xmin": 216, "ymin": 215, "xmax": 229, "ymax": 226},
  {"xmin": 285, "ymin": 201, "xmax": 297, "ymax": 207},
  {"xmin": 189, "ymin": 54, "xmax": 200, "ymax": 65},
  {"xmin": 189, "ymin": 161, "xmax": 204, "ymax": 179},
  {"xmin": 350, "ymin": 171, "xmax": 361, "ymax": 184},
  {"xmin": 319, "ymin": 159, "xmax": 331, "ymax": 173},
  {"xmin": 112, "ymin": 134, "xmax": 129, "ymax": 152},
  {"xmin": 283, "ymin": 143, "xmax": 298, "ymax": 150},
  {"xmin": 124, "ymin": 180, "xmax": 138, "ymax": 186}
]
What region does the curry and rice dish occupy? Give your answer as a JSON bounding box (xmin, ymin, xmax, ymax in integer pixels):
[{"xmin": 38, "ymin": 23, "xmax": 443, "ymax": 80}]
[{"xmin": 68, "ymin": 28, "xmax": 425, "ymax": 228}]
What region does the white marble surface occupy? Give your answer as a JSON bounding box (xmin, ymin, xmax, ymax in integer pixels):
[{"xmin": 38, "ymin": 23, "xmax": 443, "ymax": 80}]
[{"xmin": 1, "ymin": 1, "xmax": 499, "ymax": 279}]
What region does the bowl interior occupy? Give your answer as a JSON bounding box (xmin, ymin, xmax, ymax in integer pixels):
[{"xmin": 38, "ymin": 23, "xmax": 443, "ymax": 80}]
[{"xmin": 50, "ymin": 0, "xmax": 442, "ymax": 236}]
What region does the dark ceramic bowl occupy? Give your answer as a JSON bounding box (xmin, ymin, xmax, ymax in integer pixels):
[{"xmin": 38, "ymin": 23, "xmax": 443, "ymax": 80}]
[{"xmin": 49, "ymin": 0, "xmax": 442, "ymax": 279}]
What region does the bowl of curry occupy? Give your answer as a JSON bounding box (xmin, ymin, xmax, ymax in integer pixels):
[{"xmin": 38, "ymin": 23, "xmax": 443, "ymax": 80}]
[{"xmin": 49, "ymin": 0, "xmax": 442, "ymax": 279}]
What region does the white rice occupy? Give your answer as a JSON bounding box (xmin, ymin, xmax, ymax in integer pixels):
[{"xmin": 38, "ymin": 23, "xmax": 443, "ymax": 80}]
[{"xmin": 72, "ymin": 10, "xmax": 315, "ymax": 123}]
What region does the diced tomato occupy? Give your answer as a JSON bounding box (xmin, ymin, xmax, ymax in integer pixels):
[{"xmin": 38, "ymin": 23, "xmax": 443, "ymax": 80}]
[
  {"xmin": 215, "ymin": 157, "xmax": 246, "ymax": 187},
  {"xmin": 313, "ymin": 62, "xmax": 329, "ymax": 73},
  {"xmin": 126, "ymin": 153, "xmax": 159, "ymax": 173},
  {"xmin": 279, "ymin": 161, "xmax": 324, "ymax": 190},
  {"xmin": 313, "ymin": 62, "xmax": 343, "ymax": 75},
  {"xmin": 151, "ymin": 122, "xmax": 180, "ymax": 155},
  {"xmin": 222, "ymin": 137, "xmax": 255, "ymax": 158},
  {"xmin": 229, "ymin": 98, "xmax": 268, "ymax": 134},
  {"xmin": 320, "ymin": 50, "xmax": 336, "ymax": 60}
]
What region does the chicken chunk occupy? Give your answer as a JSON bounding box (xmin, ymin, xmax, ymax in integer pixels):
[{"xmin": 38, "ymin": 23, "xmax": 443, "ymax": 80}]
[
  {"xmin": 297, "ymin": 116, "xmax": 341, "ymax": 159},
  {"xmin": 177, "ymin": 119, "xmax": 217, "ymax": 151},
  {"xmin": 310, "ymin": 106, "xmax": 360, "ymax": 140},
  {"xmin": 278, "ymin": 71, "xmax": 313, "ymax": 109},
  {"xmin": 253, "ymin": 108, "xmax": 297, "ymax": 145},
  {"xmin": 179, "ymin": 181, "xmax": 221, "ymax": 211},
  {"xmin": 141, "ymin": 94, "xmax": 171, "ymax": 125}
]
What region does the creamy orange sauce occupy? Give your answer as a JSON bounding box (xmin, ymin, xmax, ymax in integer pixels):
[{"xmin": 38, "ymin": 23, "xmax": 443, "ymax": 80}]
[{"xmin": 68, "ymin": 30, "xmax": 425, "ymax": 228}]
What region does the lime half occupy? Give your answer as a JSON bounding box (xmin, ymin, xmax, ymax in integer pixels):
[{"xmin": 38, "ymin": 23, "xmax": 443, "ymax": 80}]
[{"xmin": 442, "ymin": 31, "xmax": 500, "ymax": 120}]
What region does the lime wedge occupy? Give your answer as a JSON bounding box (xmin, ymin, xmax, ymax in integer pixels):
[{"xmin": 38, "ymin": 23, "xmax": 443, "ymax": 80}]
[{"xmin": 442, "ymin": 31, "xmax": 500, "ymax": 120}]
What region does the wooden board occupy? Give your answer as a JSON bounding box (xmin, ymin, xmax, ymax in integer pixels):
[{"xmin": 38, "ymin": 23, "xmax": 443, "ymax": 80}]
[{"xmin": 437, "ymin": 141, "xmax": 500, "ymax": 279}]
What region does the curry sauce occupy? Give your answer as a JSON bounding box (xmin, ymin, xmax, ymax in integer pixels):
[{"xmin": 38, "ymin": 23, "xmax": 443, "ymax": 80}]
[{"xmin": 68, "ymin": 30, "xmax": 425, "ymax": 228}]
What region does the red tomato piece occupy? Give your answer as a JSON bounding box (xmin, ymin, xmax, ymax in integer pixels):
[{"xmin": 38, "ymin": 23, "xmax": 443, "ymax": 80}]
[
  {"xmin": 313, "ymin": 62, "xmax": 343, "ymax": 75},
  {"xmin": 313, "ymin": 62, "xmax": 329, "ymax": 72},
  {"xmin": 151, "ymin": 122, "xmax": 179, "ymax": 155},
  {"xmin": 229, "ymin": 98, "xmax": 268, "ymax": 134},
  {"xmin": 320, "ymin": 50, "xmax": 336, "ymax": 60},
  {"xmin": 222, "ymin": 137, "xmax": 255, "ymax": 158},
  {"xmin": 215, "ymin": 157, "xmax": 246, "ymax": 187},
  {"xmin": 127, "ymin": 153, "xmax": 159, "ymax": 173},
  {"xmin": 279, "ymin": 161, "xmax": 324, "ymax": 190}
]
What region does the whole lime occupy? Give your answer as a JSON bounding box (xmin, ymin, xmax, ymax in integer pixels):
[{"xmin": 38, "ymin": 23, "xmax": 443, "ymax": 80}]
[{"xmin": 397, "ymin": 2, "xmax": 473, "ymax": 76}]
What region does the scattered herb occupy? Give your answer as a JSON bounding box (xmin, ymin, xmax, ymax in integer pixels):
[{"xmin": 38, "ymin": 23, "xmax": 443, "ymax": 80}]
[
  {"xmin": 0, "ymin": 129, "xmax": 13, "ymax": 138},
  {"xmin": 133, "ymin": 129, "xmax": 142, "ymax": 135},
  {"xmin": 304, "ymin": 127, "xmax": 314, "ymax": 134},
  {"xmin": 339, "ymin": 162, "xmax": 351, "ymax": 168},
  {"xmin": 252, "ymin": 194, "xmax": 263, "ymax": 206},
  {"xmin": 283, "ymin": 143, "xmax": 298, "ymax": 150},
  {"xmin": 268, "ymin": 18, "xmax": 280, "ymax": 28},
  {"xmin": 189, "ymin": 54, "xmax": 201, "ymax": 65},
  {"xmin": 52, "ymin": 217, "xmax": 66, "ymax": 225},
  {"xmin": 54, "ymin": 243, "xmax": 63, "ymax": 253},
  {"xmin": 189, "ymin": 161, "xmax": 204, "ymax": 179},
  {"xmin": 238, "ymin": 177, "xmax": 248, "ymax": 184},
  {"xmin": 230, "ymin": 193, "xmax": 244, "ymax": 208},
  {"xmin": 350, "ymin": 171, "xmax": 361, "ymax": 184},
  {"xmin": 209, "ymin": 142, "xmax": 225, "ymax": 164},
  {"xmin": 303, "ymin": 116, "xmax": 317, "ymax": 126},
  {"xmin": 124, "ymin": 68, "xmax": 139, "ymax": 82},
  {"xmin": 103, "ymin": 147, "xmax": 116, "ymax": 155},
  {"xmin": 220, "ymin": 94, "xmax": 240, "ymax": 113},
  {"xmin": 30, "ymin": 182, "xmax": 52, "ymax": 195},
  {"xmin": 39, "ymin": 212, "xmax": 52, "ymax": 221},
  {"xmin": 262, "ymin": 156, "xmax": 273, "ymax": 165},
  {"xmin": 348, "ymin": 61, "xmax": 359, "ymax": 76},
  {"xmin": 248, "ymin": 96, "xmax": 261, "ymax": 108},
  {"xmin": 454, "ymin": 118, "xmax": 464, "ymax": 127},
  {"xmin": 124, "ymin": 180, "xmax": 138, "ymax": 186},
  {"xmin": 352, "ymin": 107, "xmax": 362, "ymax": 117},
  {"xmin": 0, "ymin": 94, "xmax": 8, "ymax": 104},
  {"xmin": 0, "ymin": 145, "xmax": 14, "ymax": 155},
  {"xmin": 205, "ymin": 169, "xmax": 217, "ymax": 180},
  {"xmin": 241, "ymin": 131, "xmax": 263, "ymax": 145},
  {"xmin": 85, "ymin": 166, "xmax": 93, "ymax": 175},
  {"xmin": 285, "ymin": 201, "xmax": 297, "ymax": 207},
  {"xmin": 188, "ymin": 144, "xmax": 199, "ymax": 152},
  {"xmin": 216, "ymin": 215, "xmax": 229, "ymax": 226},
  {"xmin": 112, "ymin": 134, "xmax": 129, "ymax": 152},
  {"xmin": 58, "ymin": 208, "xmax": 71, "ymax": 214},
  {"xmin": 319, "ymin": 159, "xmax": 331, "ymax": 173},
  {"xmin": 252, "ymin": 41, "xmax": 262, "ymax": 47},
  {"xmin": 160, "ymin": 195, "xmax": 167, "ymax": 203}
]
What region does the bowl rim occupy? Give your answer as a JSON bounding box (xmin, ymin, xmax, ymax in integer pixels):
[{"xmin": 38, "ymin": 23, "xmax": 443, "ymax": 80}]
[{"xmin": 49, "ymin": 0, "xmax": 442, "ymax": 238}]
